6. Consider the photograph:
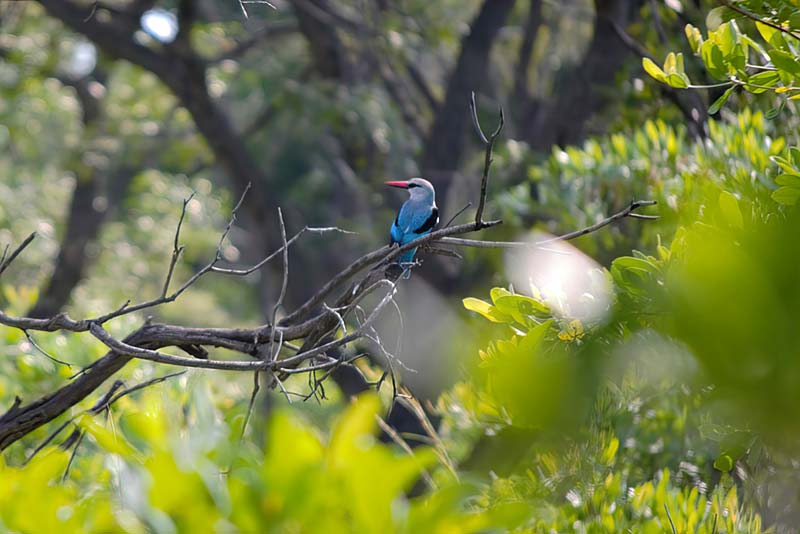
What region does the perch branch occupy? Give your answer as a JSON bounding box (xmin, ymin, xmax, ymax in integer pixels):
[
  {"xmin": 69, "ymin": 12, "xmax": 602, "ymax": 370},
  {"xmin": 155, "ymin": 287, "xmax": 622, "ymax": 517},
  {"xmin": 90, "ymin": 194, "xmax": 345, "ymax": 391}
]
[{"xmin": 437, "ymin": 200, "xmax": 658, "ymax": 249}]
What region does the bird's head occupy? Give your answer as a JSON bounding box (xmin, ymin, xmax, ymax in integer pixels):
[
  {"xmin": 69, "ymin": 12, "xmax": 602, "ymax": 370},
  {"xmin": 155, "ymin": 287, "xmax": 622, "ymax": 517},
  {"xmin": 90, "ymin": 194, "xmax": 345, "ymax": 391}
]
[{"xmin": 384, "ymin": 177, "xmax": 435, "ymax": 201}]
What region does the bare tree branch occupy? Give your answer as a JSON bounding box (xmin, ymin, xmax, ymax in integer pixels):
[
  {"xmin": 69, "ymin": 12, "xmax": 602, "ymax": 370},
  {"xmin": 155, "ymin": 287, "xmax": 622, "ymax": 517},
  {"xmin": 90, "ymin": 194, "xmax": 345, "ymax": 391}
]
[
  {"xmin": 438, "ymin": 200, "xmax": 658, "ymax": 249},
  {"xmin": 0, "ymin": 232, "xmax": 36, "ymax": 278},
  {"xmin": 470, "ymin": 91, "xmax": 504, "ymax": 226}
]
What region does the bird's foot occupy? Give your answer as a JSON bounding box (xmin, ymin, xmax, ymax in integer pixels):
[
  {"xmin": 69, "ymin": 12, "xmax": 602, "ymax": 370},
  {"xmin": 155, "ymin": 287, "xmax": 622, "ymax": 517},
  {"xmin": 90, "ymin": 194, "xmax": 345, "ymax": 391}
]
[{"xmin": 398, "ymin": 260, "xmax": 419, "ymax": 279}]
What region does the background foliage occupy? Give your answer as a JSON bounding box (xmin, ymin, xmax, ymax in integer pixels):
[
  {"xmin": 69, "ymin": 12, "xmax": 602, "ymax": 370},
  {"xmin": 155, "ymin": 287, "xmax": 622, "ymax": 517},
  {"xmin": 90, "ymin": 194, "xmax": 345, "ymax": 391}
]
[{"xmin": 2, "ymin": 0, "xmax": 800, "ymax": 532}]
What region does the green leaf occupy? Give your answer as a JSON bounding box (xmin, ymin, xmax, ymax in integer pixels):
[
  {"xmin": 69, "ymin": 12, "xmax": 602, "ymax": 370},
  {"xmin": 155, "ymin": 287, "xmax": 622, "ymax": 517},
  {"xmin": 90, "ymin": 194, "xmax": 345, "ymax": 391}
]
[
  {"xmin": 685, "ymin": 24, "xmax": 704, "ymax": 54},
  {"xmin": 642, "ymin": 57, "xmax": 668, "ymax": 83},
  {"xmin": 740, "ymin": 34, "xmax": 765, "ymax": 56},
  {"xmin": 790, "ymin": 146, "xmax": 800, "ymax": 166},
  {"xmin": 612, "ymin": 256, "xmax": 659, "ymax": 275},
  {"xmin": 772, "ymin": 186, "xmax": 800, "ymax": 205},
  {"xmin": 494, "ymin": 294, "xmax": 551, "ymax": 323},
  {"xmin": 708, "ymin": 86, "xmax": 734, "ymax": 114},
  {"xmin": 706, "ymin": 7, "xmax": 726, "ymax": 31},
  {"xmin": 490, "ymin": 287, "xmax": 512, "ymax": 304},
  {"xmin": 602, "ymin": 437, "xmax": 619, "ymax": 466},
  {"xmin": 463, "ymin": 297, "xmax": 513, "ymax": 323},
  {"xmin": 755, "ymin": 20, "xmax": 778, "ymax": 43},
  {"xmin": 701, "ymin": 41, "xmax": 728, "ymax": 79},
  {"xmin": 771, "ymin": 155, "xmax": 800, "ymax": 175},
  {"xmin": 716, "ymin": 22, "xmax": 738, "ymax": 56},
  {"xmin": 768, "ymin": 49, "xmax": 800, "ymax": 77},
  {"xmin": 329, "ymin": 393, "xmax": 380, "ymax": 463},
  {"xmin": 775, "ymin": 173, "xmax": 800, "ymax": 187},
  {"xmin": 719, "ymin": 191, "xmax": 744, "ymax": 229},
  {"xmin": 667, "ymin": 73, "xmax": 689, "ymax": 89},
  {"xmin": 663, "ymin": 52, "xmax": 677, "ymax": 73},
  {"xmin": 745, "ymin": 70, "xmax": 780, "ymax": 94}
]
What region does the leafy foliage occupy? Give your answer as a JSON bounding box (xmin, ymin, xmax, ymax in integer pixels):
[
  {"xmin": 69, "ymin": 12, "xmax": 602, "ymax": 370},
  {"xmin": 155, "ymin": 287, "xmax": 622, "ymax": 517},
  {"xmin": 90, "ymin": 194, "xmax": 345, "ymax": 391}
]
[{"xmin": 5, "ymin": 1, "xmax": 800, "ymax": 532}]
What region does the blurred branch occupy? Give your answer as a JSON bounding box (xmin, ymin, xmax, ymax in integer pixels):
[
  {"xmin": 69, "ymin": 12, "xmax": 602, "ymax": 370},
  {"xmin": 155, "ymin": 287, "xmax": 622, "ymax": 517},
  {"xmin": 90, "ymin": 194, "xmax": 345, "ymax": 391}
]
[
  {"xmin": 0, "ymin": 232, "xmax": 36, "ymax": 279},
  {"xmin": 717, "ymin": 0, "xmax": 800, "ymax": 41},
  {"xmin": 292, "ymin": 0, "xmax": 354, "ymax": 79},
  {"xmin": 238, "ymin": 0, "xmax": 277, "ymax": 19},
  {"xmin": 26, "ymin": 371, "xmax": 185, "ymax": 465},
  {"xmin": 372, "ymin": 57, "xmax": 427, "ymax": 138},
  {"xmin": 175, "ymin": 0, "xmax": 196, "ymax": 49},
  {"xmin": 30, "ymin": 70, "xmax": 138, "ymax": 318},
  {"xmin": 609, "ymin": 18, "xmax": 706, "ymax": 140},
  {"xmin": 403, "ymin": 58, "xmax": 439, "ymax": 112},
  {"xmin": 420, "ymin": 0, "xmax": 515, "ymax": 186},
  {"xmin": 37, "ymin": 0, "xmax": 285, "ymax": 312},
  {"xmin": 213, "ymin": 20, "xmax": 297, "ymax": 63},
  {"xmin": 524, "ymin": 0, "xmax": 646, "ymax": 150},
  {"xmin": 511, "ymin": 0, "xmax": 543, "ymax": 104}
]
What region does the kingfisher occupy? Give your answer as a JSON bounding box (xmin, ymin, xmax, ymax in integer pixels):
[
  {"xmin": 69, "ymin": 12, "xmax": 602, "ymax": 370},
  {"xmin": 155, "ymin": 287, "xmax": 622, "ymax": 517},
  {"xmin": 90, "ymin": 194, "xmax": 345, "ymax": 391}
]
[{"xmin": 385, "ymin": 178, "xmax": 439, "ymax": 278}]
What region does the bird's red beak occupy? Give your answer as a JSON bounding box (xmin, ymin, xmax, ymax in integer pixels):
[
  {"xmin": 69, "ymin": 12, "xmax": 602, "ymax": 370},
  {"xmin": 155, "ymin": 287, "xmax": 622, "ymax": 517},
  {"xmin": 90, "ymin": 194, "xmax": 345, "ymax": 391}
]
[{"xmin": 384, "ymin": 180, "xmax": 409, "ymax": 189}]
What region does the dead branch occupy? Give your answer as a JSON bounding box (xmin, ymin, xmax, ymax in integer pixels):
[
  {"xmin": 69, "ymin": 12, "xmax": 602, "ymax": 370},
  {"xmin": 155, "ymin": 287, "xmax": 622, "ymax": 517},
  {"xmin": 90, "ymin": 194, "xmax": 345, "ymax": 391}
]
[
  {"xmin": 437, "ymin": 200, "xmax": 659, "ymax": 249},
  {"xmin": 470, "ymin": 91, "xmax": 504, "ymax": 226}
]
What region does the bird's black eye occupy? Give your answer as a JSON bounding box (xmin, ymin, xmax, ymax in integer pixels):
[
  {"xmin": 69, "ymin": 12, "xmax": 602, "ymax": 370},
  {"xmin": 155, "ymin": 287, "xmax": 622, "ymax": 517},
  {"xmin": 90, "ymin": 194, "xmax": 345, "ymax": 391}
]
[{"xmin": 408, "ymin": 183, "xmax": 418, "ymax": 188}]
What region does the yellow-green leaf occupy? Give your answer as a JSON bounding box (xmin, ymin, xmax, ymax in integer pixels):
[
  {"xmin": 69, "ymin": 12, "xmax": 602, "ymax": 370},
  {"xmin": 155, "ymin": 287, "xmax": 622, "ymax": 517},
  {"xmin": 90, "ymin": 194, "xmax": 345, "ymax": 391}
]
[
  {"xmin": 642, "ymin": 57, "xmax": 668, "ymax": 83},
  {"xmin": 463, "ymin": 297, "xmax": 513, "ymax": 323},
  {"xmin": 719, "ymin": 191, "xmax": 744, "ymax": 229}
]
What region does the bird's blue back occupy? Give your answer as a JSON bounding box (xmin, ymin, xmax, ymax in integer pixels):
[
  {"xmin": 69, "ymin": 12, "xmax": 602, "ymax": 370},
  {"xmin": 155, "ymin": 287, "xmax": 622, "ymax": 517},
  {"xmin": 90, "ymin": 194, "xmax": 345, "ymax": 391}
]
[{"xmin": 391, "ymin": 198, "xmax": 435, "ymax": 263}]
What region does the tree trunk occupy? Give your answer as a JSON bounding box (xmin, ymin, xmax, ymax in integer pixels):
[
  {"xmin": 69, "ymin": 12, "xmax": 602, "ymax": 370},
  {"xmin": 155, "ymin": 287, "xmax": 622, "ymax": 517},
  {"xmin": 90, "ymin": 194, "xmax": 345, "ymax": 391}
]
[
  {"xmin": 29, "ymin": 74, "xmax": 134, "ymax": 318},
  {"xmin": 524, "ymin": 0, "xmax": 645, "ymax": 150},
  {"xmin": 419, "ymin": 0, "xmax": 516, "ymax": 191}
]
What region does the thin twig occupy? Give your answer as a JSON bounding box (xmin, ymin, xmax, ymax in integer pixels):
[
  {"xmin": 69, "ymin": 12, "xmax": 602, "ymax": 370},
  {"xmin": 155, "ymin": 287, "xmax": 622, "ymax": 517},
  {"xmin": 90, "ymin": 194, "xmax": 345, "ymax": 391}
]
[
  {"xmin": 105, "ymin": 371, "xmax": 186, "ymax": 407},
  {"xmin": 0, "ymin": 232, "xmax": 36, "ymax": 278},
  {"xmin": 438, "ymin": 200, "xmax": 658, "ymax": 249},
  {"xmin": 23, "ymin": 330, "xmax": 72, "ymax": 368},
  {"xmin": 273, "ymin": 374, "xmax": 293, "ymax": 404},
  {"xmin": 718, "ymin": 0, "xmax": 800, "ymax": 41},
  {"xmin": 280, "ymin": 353, "xmax": 365, "ymax": 375},
  {"xmin": 211, "ymin": 226, "xmax": 355, "ymax": 276},
  {"xmin": 88, "ymin": 185, "xmax": 253, "ymax": 325},
  {"xmin": 238, "ymin": 0, "xmax": 276, "ymax": 18},
  {"xmin": 421, "ymin": 246, "xmax": 462, "ymax": 260},
  {"xmin": 402, "ymin": 396, "xmax": 459, "ymax": 481},
  {"xmin": 61, "ymin": 431, "xmax": 85, "ymax": 481},
  {"xmin": 239, "ymin": 370, "xmax": 260, "ymax": 442},
  {"xmin": 161, "ymin": 194, "xmax": 193, "ymax": 297},
  {"xmin": 470, "ymin": 91, "xmax": 504, "ymax": 226},
  {"xmin": 27, "ymin": 372, "xmax": 183, "ymax": 465},
  {"xmin": 269, "ymin": 208, "xmax": 289, "ymax": 360},
  {"xmin": 81, "ymin": 1, "xmax": 98, "ymax": 22},
  {"xmin": 444, "ymin": 202, "xmax": 472, "ymax": 228}
]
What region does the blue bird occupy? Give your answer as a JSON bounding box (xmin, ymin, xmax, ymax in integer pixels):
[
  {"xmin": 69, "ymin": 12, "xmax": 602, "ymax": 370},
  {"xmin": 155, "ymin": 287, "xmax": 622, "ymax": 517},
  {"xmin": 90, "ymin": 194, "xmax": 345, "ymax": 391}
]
[{"xmin": 385, "ymin": 177, "xmax": 439, "ymax": 278}]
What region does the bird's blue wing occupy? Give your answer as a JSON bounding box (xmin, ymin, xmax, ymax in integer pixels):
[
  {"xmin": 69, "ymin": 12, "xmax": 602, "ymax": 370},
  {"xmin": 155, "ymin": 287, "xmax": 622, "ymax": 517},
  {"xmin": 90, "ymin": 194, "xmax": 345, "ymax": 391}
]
[
  {"xmin": 411, "ymin": 206, "xmax": 438, "ymax": 235},
  {"xmin": 397, "ymin": 203, "xmax": 433, "ymax": 244},
  {"xmin": 390, "ymin": 213, "xmax": 403, "ymax": 245}
]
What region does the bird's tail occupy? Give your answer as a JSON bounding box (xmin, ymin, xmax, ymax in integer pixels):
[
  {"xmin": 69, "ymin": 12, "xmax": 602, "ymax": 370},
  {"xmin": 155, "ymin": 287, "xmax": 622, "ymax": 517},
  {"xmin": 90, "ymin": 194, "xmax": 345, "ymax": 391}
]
[
  {"xmin": 399, "ymin": 247, "xmax": 417, "ymax": 279},
  {"xmin": 399, "ymin": 247, "xmax": 417, "ymax": 264}
]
